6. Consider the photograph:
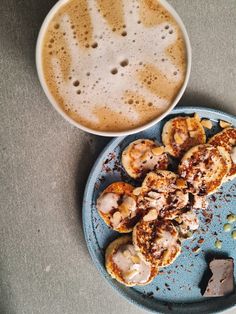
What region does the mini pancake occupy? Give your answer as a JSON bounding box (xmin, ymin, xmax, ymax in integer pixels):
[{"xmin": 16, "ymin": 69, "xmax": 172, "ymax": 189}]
[
  {"xmin": 178, "ymin": 144, "xmax": 231, "ymax": 195},
  {"xmin": 162, "ymin": 115, "xmax": 206, "ymax": 158},
  {"xmin": 122, "ymin": 139, "xmax": 168, "ymax": 179},
  {"xmin": 208, "ymin": 127, "xmax": 236, "ymax": 180},
  {"xmin": 136, "ymin": 171, "xmax": 189, "ymax": 220},
  {"xmin": 105, "ymin": 235, "xmax": 158, "ymax": 287},
  {"xmin": 96, "ymin": 182, "xmax": 142, "ymax": 233},
  {"xmin": 133, "ymin": 219, "xmax": 181, "ymax": 267}
]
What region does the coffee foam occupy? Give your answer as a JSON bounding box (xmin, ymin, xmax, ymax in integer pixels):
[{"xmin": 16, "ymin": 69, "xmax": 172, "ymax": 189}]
[{"xmin": 42, "ymin": 0, "xmax": 187, "ymax": 132}]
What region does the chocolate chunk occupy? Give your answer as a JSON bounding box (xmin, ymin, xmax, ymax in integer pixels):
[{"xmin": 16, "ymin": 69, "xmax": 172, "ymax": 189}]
[{"xmin": 203, "ymin": 259, "xmax": 234, "ymax": 297}]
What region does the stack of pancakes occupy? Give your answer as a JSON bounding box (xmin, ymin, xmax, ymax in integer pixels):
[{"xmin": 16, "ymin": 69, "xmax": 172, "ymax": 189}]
[{"xmin": 96, "ymin": 114, "xmax": 236, "ymax": 287}]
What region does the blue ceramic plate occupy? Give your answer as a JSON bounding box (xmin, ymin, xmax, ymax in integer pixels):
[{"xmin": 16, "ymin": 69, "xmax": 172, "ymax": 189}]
[{"xmin": 82, "ymin": 107, "xmax": 236, "ymax": 314}]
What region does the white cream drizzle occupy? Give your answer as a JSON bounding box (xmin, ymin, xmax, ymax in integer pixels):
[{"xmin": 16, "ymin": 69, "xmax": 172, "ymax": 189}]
[
  {"xmin": 113, "ymin": 244, "xmax": 151, "ymax": 284},
  {"xmin": 180, "ymin": 210, "xmax": 199, "ymax": 231},
  {"xmin": 121, "ymin": 195, "xmax": 136, "ymax": 212},
  {"xmin": 131, "ymin": 142, "xmax": 165, "ymax": 172},
  {"xmin": 97, "ymin": 192, "xmax": 119, "ymax": 213}
]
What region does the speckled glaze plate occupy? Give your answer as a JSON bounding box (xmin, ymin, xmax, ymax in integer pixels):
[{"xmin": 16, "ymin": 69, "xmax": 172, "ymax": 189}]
[{"xmin": 82, "ymin": 107, "xmax": 236, "ymax": 314}]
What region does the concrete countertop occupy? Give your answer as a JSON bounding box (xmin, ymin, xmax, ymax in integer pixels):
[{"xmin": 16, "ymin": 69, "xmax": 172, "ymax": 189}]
[{"xmin": 0, "ymin": 0, "xmax": 235, "ymax": 313}]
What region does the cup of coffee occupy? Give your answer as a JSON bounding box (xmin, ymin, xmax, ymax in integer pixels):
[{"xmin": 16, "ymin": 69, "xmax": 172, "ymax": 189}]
[{"xmin": 36, "ymin": 0, "xmax": 191, "ymax": 136}]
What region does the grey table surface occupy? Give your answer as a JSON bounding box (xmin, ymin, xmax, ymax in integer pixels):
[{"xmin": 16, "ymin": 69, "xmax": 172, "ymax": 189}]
[{"xmin": 0, "ymin": 0, "xmax": 236, "ymax": 313}]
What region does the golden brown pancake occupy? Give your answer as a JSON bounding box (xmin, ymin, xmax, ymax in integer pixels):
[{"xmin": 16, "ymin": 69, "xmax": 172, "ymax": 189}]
[
  {"xmin": 208, "ymin": 127, "xmax": 236, "ymax": 180},
  {"xmin": 162, "ymin": 115, "xmax": 206, "ymax": 158},
  {"xmin": 178, "ymin": 144, "xmax": 231, "ymax": 195},
  {"xmin": 136, "ymin": 171, "xmax": 189, "ymax": 220},
  {"xmin": 133, "ymin": 219, "xmax": 181, "ymax": 267},
  {"xmin": 105, "ymin": 235, "xmax": 158, "ymax": 286},
  {"xmin": 96, "ymin": 182, "xmax": 142, "ymax": 232},
  {"xmin": 122, "ymin": 139, "xmax": 168, "ymax": 179}
]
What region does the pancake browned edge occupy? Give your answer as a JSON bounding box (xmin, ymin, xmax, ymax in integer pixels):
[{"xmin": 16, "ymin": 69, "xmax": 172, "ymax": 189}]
[
  {"xmin": 105, "ymin": 235, "xmax": 158, "ymax": 287},
  {"xmin": 96, "ymin": 182, "xmax": 142, "ymax": 233},
  {"xmin": 208, "ymin": 127, "xmax": 236, "ymax": 180},
  {"xmin": 133, "ymin": 220, "xmax": 181, "ymax": 267},
  {"xmin": 162, "ymin": 115, "xmax": 206, "ymax": 158},
  {"xmin": 178, "ymin": 144, "xmax": 231, "ymax": 195},
  {"xmin": 136, "ymin": 171, "xmax": 189, "ymax": 220},
  {"xmin": 122, "ymin": 139, "xmax": 168, "ymax": 179}
]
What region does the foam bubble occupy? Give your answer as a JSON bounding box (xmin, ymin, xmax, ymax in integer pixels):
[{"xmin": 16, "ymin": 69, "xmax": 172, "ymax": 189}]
[
  {"xmin": 120, "ymin": 59, "xmax": 129, "ymax": 67},
  {"xmin": 91, "ymin": 42, "xmax": 98, "ymax": 48},
  {"xmin": 111, "ymin": 68, "xmax": 118, "ymax": 75}
]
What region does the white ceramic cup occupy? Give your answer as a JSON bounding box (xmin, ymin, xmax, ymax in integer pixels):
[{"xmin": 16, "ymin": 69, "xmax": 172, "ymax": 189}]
[{"xmin": 36, "ymin": 0, "xmax": 191, "ymax": 137}]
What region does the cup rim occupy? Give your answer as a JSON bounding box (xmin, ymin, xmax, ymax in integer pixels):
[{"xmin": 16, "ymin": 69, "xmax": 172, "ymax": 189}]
[{"xmin": 36, "ymin": 0, "xmax": 192, "ymax": 137}]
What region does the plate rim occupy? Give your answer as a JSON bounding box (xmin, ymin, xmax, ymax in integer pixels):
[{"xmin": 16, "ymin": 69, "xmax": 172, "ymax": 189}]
[{"xmin": 82, "ymin": 106, "xmax": 236, "ymax": 314}]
